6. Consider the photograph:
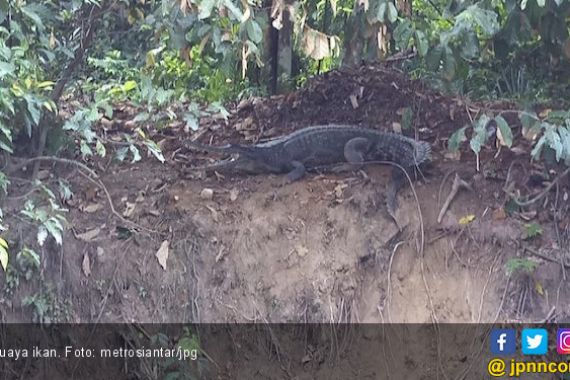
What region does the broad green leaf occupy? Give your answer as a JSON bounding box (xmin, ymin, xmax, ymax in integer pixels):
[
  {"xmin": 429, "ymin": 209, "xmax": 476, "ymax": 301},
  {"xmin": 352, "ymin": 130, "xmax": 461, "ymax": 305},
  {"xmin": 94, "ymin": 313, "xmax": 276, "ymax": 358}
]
[
  {"xmin": 198, "ymin": 0, "xmax": 217, "ymax": 19},
  {"xmin": 470, "ymin": 115, "xmax": 490, "ymax": 154},
  {"xmin": 0, "ymin": 120, "xmax": 12, "ymax": 141},
  {"xmin": 414, "ymin": 30, "xmax": 428, "ymax": 57},
  {"xmin": 44, "ymin": 219, "xmax": 62, "ymax": 245},
  {"xmin": 245, "ymin": 20, "xmax": 262, "ymax": 43},
  {"xmin": 426, "ymin": 45, "xmax": 443, "ymax": 71},
  {"xmin": 21, "ymin": 5, "xmax": 45, "ymax": 31},
  {"xmin": 460, "ymin": 31, "xmax": 479, "ymax": 59},
  {"xmin": 144, "ymin": 140, "xmax": 165, "ymax": 163},
  {"xmin": 386, "ymin": 2, "xmax": 398, "ymax": 23},
  {"xmin": 531, "ymin": 134, "xmax": 546, "ymax": 160},
  {"xmin": 495, "ymin": 115, "xmax": 513, "ymax": 148},
  {"xmin": 0, "ymin": 61, "xmax": 14, "ymax": 78},
  {"xmin": 448, "ymin": 126, "xmax": 468, "ymax": 152},
  {"xmin": 377, "ymin": 2, "xmax": 387, "ymax": 22},
  {"xmin": 536, "ymin": 0, "xmax": 545, "ymax": 6},
  {"xmin": 184, "ymin": 113, "xmax": 199, "ymax": 131},
  {"xmin": 122, "ymin": 80, "xmax": 137, "ymax": 92},
  {"xmin": 23, "ymin": 95, "xmax": 41, "ymax": 125},
  {"xmin": 116, "ymin": 147, "xmax": 129, "ymax": 161},
  {"xmin": 456, "ymin": 5, "xmax": 499, "ymax": 37},
  {"xmin": 223, "ymin": 0, "xmax": 244, "ymax": 20},
  {"xmin": 96, "ymin": 139, "xmax": 106, "ymax": 157},
  {"xmin": 0, "ymin": 237, "xmax": 7, "ymax": 249},
  {"xmin": 80, "ymin": 140, "xmax": 93, "ymax": 157},
  {"xmin": 393, "ymin": 20, "xmax": 413, "ymax": 50},
  {"xmin": 544, "ymin": 123, "xmax": 563, "ymax": 161},
  {"xmin": 0, "ymin": 139, "xmax": 13, "ymax": 153},
  {"xmin": 129, "ymin": 145, "xmax": 141, "ymax": 163}
]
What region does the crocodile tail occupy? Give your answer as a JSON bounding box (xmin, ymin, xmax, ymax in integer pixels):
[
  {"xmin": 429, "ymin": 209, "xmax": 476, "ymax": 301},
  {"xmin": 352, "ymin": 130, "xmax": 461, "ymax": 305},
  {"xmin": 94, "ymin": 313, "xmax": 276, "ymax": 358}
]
[
  {"xmin": 413, "ymin": 141, "xmax": 432, "ymax": 165},
  {"xmin": 185, "ymin": 140, "xmax": 250, "ymax": 154}
]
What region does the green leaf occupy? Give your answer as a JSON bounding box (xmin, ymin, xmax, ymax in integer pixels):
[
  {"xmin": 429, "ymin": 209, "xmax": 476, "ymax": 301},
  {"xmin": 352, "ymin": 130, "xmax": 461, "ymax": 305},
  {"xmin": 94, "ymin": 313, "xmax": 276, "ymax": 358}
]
[
  {"xmin": 143, "ymin": 140, "xmax": 165, "ymax": 163},
  {"xmin": 116, "ymin": 147, "xmax": 129, "ymax": 162},
  {"xmin": 524, "ymin": 223, "xmax": 543, "ymax": 239},
  {"xmin": 198, "ymin": 0, "xmax": 217, "ymax": 19},
  {"xmin": 21, "ymin": 4, "xmax": 45, "ymax": 32},
  {"xmin": 448, "ymin": 126, "xmax": 468, "ymax": 152},
  {"xmin": 184, "ymin": 113, "xmax": 199, "ymax": 131},
  {"xmin": 386, "ymin": 2, "xmax": 398, "ymax": 23},
  {"xmin": 414, "ymin": 30, "xmax": 428, "ymax": 57},
  {"xmin": 393, "ymin": 20, "xmax": 413, "ymax": 50},
  {"xmin": 0, "ymin": 61, "xmax": 14, "ymax": 78},
  {"xmin": 470, "ymin": 115, "xmax": 490, "ymax": 154},
  {"xmin": 536, "ymin": 0, "xmax": 545, "ymax": 6},
  {"xmin": 122, "ymin": 80, "xmax": 137, "ymax": 92},
  {"xmin": 544, "ymin": 123, "xmax": 563, "ymax": 161},
  {"xmin": 531, "ymin": 134, "xmax": 546, "ymax": 160},
  {"xmin": 377, "ymin": 2, "xmax": 387, "ymax": 22},
  {"xmin": 245, "ymin": 20, "xmax": 263, "ymax": 44},
  {"xmin": 80, "ymin": 140, "xmax": 93, "ymax": 158},
  {"xmin": 129, "ymin": 145, "xmax": 141, "ymax": 163},
  {"xmin": 426, "ymin": 45, "xmax": 443, "ymax": 71},
  {"xmin": 96, "ymin": 139, "xmax": 106, "ymax": 157},
  {"xmin": 495, "ymin": 115, "xmax": 513, "ymax": 148},
  {"xmin": 456, "ymin": 5, "xmax": 499, "ymax": 37},
  {"xmin": 223, "ymin": 0, "xmax": 244, "ymax": 20},
  {"xmin": 24, "ymin": 95, "xmax": 41, "ymax": 125},
  {"xmin": 44, "ymin": 219, "xmax": 63, "ymax": 245}
]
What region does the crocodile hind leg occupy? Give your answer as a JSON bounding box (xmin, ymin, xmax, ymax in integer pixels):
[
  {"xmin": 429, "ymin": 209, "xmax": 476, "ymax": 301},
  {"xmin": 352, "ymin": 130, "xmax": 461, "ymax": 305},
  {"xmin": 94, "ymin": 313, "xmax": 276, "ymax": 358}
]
[
  {"xmin": 285, "ymin": 160, "xmax": 307, "ymax": 182},
  {"xmin": 343, "ymin": 137, "xmax": 369, "ymax": 165}
]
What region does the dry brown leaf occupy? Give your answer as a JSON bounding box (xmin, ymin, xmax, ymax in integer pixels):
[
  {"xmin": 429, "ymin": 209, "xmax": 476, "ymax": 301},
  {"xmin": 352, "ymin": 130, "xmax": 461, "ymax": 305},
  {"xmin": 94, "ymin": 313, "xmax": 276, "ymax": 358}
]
[
  {"xmin": 83, "ymin": 203, "xmax": 103, "ymax": 213},
  {"xmin": 76, "ymin": 228, "xmax": 101, "ymax": 242},
  {"xmin": 230, "ymin": 188, "xmax": 239, "ymax": 202},
  {"xmin": 37, "ymin": 170, "xmax": 50, "ymax": 180},
  {"xmin": 295, "ymin": 245, "xmax": 308, "ymax": 257},
  {"xmin": 156, "ymin": 240, "xmax": 169, "ymax": 270},
  {"xmin": 496, "ymin": 126, "xmax": 509, "ymax": 147},
  {"xmin": 349, "ymin": 94, "xmax": 359, "ymax": 109},
  {"xmin": 123, "ymin": 202, "xmax": 136, "ymax": 218},
  {"xmin": 241, "ymin": 0, "xmax": 251, "ymax": 21},
  {"xmin": 302, "ymin": 26, "xmax": 331, "ymax": 60},
  {"xmin": 200, "ymin": 188, "xmax": 214, "ymax": 200},
  {"xmin": 492, "ymin": 208, "xmax": 506, "ymax": 220},
  {"xmin": 82, "ymin": 253, "xmax": 91, "ymax": 277},
  {"xmin": 392, "ymin": 122, "xmax": 402, "ymax": 134}
]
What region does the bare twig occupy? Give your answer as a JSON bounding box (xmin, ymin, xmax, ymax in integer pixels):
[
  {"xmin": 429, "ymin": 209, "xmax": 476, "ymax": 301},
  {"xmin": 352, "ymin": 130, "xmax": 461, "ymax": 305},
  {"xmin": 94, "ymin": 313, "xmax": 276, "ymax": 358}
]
[
  {"xmin": 506, "ymin": 167, "xmax": 570, "ymax": 207},
  {"xmin": 437, "ymin": 173, "xmax": 473, "ymax": 223}
]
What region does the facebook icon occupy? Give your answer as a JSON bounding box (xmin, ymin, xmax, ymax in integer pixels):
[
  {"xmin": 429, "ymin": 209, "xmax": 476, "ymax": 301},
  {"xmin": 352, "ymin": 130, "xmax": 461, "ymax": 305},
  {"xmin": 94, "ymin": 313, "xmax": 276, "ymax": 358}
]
[{"xmin": 490, "ymin": 329, "xmax": 516, "ymax": 355}]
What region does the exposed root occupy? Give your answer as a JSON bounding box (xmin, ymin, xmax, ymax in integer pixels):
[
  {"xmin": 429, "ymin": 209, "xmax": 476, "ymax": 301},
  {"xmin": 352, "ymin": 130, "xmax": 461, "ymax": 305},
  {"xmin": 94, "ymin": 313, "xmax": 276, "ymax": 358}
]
[
  {"xmin": 437, "ymin": 173, "xmax": 473, "ymax": 223},
  {"xmin": 505, "ymin": 166, "xmax": 570, "ymax": 207}
]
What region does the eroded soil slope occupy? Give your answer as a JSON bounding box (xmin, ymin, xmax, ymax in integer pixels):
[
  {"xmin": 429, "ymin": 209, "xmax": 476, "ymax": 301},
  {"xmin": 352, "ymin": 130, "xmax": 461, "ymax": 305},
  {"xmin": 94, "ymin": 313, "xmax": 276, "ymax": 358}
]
[{"xmin": 2, "ymin": 64, "xmax": 569, "ymax": 327}]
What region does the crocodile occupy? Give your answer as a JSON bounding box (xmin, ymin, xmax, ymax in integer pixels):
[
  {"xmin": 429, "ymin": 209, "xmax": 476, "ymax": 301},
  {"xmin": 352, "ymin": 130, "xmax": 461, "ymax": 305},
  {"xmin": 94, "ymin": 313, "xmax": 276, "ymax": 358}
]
[{"xmin": 185, "ymin": 124, "xmax": 431, "ymax": 216}]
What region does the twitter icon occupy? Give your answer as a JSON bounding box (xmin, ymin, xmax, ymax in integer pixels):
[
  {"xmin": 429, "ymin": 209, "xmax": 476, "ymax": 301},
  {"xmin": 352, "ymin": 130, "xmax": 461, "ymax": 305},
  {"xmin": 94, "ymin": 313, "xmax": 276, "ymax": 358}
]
[{"xmin": 522, "ymin": 328, "xmax": 548, "ymax": 355}]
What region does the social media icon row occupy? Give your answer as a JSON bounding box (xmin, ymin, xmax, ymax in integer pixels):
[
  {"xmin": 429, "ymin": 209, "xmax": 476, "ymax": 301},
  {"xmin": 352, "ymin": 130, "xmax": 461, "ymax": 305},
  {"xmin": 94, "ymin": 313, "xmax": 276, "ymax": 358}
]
[{"xmin": 491, "ymin": 328, "xmax": 570, "ymax": 355}]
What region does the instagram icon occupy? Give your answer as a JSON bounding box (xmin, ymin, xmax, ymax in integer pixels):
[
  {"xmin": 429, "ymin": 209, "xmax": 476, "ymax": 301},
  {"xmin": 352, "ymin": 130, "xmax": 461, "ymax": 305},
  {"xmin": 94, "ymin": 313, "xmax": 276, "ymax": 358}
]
[{"xmin": 557, "ymin": 329, "xmax": 570, "ymax": 354}]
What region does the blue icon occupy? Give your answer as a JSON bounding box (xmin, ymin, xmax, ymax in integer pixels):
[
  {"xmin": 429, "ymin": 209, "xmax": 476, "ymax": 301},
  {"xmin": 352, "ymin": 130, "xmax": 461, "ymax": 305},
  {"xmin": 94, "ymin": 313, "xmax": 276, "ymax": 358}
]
[
  {"xmin": 490, "ymin": 329, "xmax": 516, "ymax": 355},
  {"xmin": 522, "ymin": 328, "xmax": 548, "ymax": 355}
]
